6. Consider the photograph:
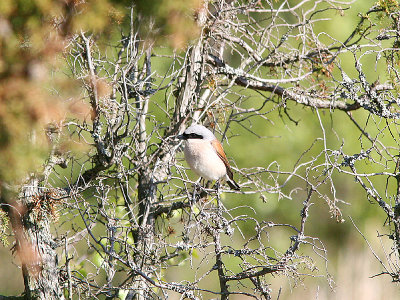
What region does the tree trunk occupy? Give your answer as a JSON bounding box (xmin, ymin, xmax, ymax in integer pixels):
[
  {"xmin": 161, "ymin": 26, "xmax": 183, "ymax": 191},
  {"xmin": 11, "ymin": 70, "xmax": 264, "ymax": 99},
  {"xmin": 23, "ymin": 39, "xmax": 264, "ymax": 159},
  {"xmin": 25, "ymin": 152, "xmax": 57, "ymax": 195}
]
[{"xmin": 17, "ymin": 178, "xmax": 64, "ymax": 300}]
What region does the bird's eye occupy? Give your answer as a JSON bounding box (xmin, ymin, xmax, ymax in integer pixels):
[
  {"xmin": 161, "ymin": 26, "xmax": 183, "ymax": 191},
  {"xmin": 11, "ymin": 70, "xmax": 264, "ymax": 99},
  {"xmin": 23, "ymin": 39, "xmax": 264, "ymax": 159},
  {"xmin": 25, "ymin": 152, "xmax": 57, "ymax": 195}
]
[{"xmin": 189, "ymin": 133, "xmax": 202, "ymax": 139}]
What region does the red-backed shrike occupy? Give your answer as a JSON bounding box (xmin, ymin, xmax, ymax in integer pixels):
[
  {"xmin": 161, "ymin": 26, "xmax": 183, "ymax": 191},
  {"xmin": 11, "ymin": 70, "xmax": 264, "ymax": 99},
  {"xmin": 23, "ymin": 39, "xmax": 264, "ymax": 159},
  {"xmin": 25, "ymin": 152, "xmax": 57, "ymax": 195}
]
[{"xmin": 177, "ymin": 124, "xmax": 240, "ymax": 190}]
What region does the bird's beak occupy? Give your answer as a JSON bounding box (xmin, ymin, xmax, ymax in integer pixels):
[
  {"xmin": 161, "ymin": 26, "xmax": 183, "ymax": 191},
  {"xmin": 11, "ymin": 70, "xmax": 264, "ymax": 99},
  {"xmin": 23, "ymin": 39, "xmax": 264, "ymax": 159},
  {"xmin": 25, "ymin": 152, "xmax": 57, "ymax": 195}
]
[{"xmin": 177, "ymin": 134, "xmax": 185, "ymax": 140}]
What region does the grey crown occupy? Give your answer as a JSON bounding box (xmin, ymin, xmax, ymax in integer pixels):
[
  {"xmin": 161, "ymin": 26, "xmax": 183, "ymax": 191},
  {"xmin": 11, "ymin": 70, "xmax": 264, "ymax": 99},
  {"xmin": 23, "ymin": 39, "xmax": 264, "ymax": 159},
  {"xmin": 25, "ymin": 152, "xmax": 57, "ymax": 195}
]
[{"xmin": 183, "ymin": 124, "xmax": 216, "ymax": 141}]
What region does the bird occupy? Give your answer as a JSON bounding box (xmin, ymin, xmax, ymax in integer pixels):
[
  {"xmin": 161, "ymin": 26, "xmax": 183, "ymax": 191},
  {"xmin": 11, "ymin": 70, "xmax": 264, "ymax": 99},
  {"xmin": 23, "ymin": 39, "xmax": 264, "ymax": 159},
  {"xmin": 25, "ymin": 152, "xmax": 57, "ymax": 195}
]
[{"xmin": 177, "ymin": 124, "xmax": 240, "ymax": 190}]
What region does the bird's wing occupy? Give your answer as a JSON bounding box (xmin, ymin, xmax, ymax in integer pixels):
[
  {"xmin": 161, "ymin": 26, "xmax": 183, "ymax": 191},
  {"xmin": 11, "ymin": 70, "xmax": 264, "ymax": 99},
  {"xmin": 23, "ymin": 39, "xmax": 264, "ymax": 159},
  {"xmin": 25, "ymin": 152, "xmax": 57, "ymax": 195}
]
[
  {"xmin": 210, "ymin": 139, "xmax": 234, "ymax": 179},
  {"xmin": 210, "ymin": 139, "xmax": 240, "ymax": 190}
]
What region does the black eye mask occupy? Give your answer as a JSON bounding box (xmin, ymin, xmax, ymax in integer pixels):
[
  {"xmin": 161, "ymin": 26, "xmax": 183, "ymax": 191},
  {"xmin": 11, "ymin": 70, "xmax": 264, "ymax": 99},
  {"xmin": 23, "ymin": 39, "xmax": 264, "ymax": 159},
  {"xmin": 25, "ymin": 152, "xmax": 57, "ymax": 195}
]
[
  {"xmin": 186, "ymin": 133, "xmax": 203, "ymax": 139},
  {"xmin": 177, "ymin": 132, "xmax": 203, "ymax": 140}
]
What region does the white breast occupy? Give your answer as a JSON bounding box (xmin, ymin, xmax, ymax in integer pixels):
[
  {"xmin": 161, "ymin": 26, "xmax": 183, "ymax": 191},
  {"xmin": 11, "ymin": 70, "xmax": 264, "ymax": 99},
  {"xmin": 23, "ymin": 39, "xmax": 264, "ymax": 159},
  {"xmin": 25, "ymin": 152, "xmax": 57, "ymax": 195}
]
[{"xmin": 183, "ymin": 139, "xmax": 227, "ymax": 180}]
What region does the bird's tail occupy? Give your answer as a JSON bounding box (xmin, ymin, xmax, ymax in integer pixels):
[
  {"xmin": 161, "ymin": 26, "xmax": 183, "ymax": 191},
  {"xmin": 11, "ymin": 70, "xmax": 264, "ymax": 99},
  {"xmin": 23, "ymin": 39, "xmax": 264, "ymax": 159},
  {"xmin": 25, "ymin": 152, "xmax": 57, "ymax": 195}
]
[{"xmin": 227, "ymin": 177, "xmax": 240, "ymax": 191}]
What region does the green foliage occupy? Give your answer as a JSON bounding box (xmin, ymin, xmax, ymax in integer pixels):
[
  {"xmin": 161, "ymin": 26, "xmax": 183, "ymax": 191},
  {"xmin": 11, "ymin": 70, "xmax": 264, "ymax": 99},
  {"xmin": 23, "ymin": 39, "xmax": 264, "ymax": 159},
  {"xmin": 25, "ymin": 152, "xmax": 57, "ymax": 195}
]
[
  {"xmin": 376, "ymin": 0, "xmax": 399, "ymax": 14},
  {"xmin": 0, "ymin": 0, "xmax": 132, "ymax": 184},
  {"xmin": 0, "ymin": 209, "xmax": 9, "ymax": 247},
  {"xmin": 133, "ymin": 0, "xmax": 202, "ymax": 47}
]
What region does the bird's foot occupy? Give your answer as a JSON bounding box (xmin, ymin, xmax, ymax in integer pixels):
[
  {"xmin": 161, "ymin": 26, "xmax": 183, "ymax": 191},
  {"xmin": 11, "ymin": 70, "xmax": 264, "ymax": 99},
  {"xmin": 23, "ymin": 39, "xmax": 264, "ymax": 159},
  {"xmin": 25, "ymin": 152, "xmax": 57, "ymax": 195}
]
[{"xmin": 213, "ymin": 180, "xmax": 221, "ymax": 194}]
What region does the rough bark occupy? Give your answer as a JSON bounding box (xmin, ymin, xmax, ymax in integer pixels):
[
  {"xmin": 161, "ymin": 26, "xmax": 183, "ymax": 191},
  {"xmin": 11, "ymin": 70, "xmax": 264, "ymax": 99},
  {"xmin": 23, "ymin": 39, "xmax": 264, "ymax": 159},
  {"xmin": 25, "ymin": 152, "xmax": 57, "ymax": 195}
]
[{"xmin": 5, "ymin": 178, "xmax": 64, "ymax": 300}]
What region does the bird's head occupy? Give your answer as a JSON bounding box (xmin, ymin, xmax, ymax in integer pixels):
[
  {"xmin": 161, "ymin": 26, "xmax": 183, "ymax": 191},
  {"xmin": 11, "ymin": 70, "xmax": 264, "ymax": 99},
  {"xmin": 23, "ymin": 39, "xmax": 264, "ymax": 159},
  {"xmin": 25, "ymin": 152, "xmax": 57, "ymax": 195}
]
[{"xmin": 177, "ymin": 124, "xmax": 216, "ymax": 141}]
